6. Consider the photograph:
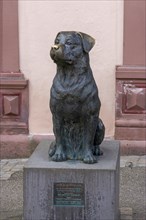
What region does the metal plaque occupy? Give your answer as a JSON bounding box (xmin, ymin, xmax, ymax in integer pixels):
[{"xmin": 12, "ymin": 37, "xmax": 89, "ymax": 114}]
[{"xmin": 54, "ymin": 183, "xmax": 85, "ymax": 207}]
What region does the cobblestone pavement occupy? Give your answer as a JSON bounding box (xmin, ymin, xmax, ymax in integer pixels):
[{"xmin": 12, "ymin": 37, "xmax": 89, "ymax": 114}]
[
  {"xmin": 0, "ymin": 159, "xmax": 28, "ymax": 180},
  {"xmin": 0, "ymin": 155, "xmax": 145, "ymax": 180}
]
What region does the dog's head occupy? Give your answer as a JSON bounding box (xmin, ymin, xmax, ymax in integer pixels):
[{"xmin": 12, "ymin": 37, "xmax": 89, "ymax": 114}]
[{"xmin": 50, "ymin": 31, "xmax": 95, "ymax": 65}]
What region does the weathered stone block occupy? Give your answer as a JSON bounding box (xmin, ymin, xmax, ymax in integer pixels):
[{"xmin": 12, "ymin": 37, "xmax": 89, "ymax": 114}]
[{"xmin": 23, "ymin": 140, "xmax": 120, "ymax": 220}]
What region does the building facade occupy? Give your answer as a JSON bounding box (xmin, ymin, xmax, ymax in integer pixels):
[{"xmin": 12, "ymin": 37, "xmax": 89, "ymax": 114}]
[{"xmin": 0, "ymin": 0, "xmax": 145, "ymax": 158}]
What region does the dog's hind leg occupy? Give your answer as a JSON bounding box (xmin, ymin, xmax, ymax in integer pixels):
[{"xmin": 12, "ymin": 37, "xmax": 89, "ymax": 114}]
[
  {"xmin": 51, "ymin": 115, "xmax": 67, "ymax": 161},
  {"xmin": 83, "ymin": 115, "xmax": 98, "ymax": 164},
  {"xmin": 48, "ymin": 141, "xmax": 56, "ymax": 157}
]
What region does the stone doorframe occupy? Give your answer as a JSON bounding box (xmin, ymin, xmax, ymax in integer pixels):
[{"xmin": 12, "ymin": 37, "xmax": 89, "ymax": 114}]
[
  {"xmin": 0, "ymin": 0, "xmax": 29, "ymax": 135},
  {"xmin": 115, "ymin": 0, "xmax": 146, "ymax": 155}
]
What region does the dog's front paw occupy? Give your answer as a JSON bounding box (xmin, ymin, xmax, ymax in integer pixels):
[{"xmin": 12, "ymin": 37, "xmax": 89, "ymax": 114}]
[
  {"xmin": 51, "ymin": 146, "xmax": 67, "ymax": 162},
  {"xmin": 83, "ymin": 151, "xmax": 97, "ymax": 164},
  {"xmin": 52, "ymin": 152, "xmax": 67, "ymax": 162}
]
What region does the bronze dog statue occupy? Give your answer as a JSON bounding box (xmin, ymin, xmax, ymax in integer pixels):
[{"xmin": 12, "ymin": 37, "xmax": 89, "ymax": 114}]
[{"xmin": 49, "ymin": 31, "xmax": 105, "ymax": 164}]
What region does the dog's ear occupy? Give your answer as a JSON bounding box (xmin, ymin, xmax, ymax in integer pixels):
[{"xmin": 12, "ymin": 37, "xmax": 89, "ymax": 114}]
[
  {"xmin": 78, "ymin": 32, "xmax": 95, "ymax": 53},
  {"xmin": 55, "ymin": 32, "xmax": 61, "ymax": 40}
]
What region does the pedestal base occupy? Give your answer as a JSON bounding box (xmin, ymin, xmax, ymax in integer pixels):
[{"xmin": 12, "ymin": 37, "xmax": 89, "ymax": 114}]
[{"xmin": 23, "ymin": 140, "xmax": 120, "ymax": 220}]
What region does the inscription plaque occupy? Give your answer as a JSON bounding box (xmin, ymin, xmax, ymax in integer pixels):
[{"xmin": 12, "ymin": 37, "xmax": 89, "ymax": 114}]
[{"xmin": 54, "ymin": 183, "xmax": 84, "ymax": 207}]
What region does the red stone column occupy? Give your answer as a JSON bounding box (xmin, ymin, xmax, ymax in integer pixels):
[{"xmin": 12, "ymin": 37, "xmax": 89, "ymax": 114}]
[
  {"xmin": 115, "ymin": 0, "xmax": 146, "ymax": 155},
  {"xmin": 0, "ymin": 0, "xmax": 19, "ymax": 72},
  {"xmin": 0, "ymin": 0, "xmax": 29, "ymax": 158},
  {"xmin": 123, "ymin": 0, "xmax": 146, "ymax": 66}
]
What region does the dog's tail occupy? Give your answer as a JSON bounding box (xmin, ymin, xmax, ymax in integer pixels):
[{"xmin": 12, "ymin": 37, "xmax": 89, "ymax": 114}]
[
  {"xmin": 93, "ymin": 118, "xmax": 105, "ymax": 156},
  {"xmin": 94, "ymin": 118, "xmax": 105, "ymax": 146}
]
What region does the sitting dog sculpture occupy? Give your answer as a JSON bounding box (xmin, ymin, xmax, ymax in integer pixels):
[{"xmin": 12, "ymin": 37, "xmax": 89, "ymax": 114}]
[{"xmin": 49, "ymin": 31, "xmax": 105, "ymax": 164}]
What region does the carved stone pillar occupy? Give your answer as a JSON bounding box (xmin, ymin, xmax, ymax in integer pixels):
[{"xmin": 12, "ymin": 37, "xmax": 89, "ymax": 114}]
[
  {"xmin": 0, "ymin": 0, "xmax": 29, "ymax": 157},
  {"xmin": 0, "ymin": 73, "xmax": 29, "ymax": 134},
  {"xmin": 115, "ymin": 1, "xmax": 146, "ymax": 155}
]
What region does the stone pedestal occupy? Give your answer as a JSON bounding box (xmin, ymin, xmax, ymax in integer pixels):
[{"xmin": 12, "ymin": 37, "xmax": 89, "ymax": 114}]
[{"xmin": 23, "ymin": 140, "xmax": 120, "ymax": 220}]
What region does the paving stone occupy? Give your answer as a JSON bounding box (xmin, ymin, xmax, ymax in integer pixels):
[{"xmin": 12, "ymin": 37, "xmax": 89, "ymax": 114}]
[
  {"xmin": 137, "ymin": 155, "xmax": 146, "ymax": 167},
  {"xmin": 120, "ymin": 157, "xmax": 129, "ymax": 168},
  {"xmin": 0, "ymin": 173, "xmax": 11, "ymax": 180},
  {"xmin": 0, "ymin": 160, "xmax": 8, "ymax": 168},
  {"xmin": 2, "ymin": 161, "xmax": 18, "ymax": 171},
  {"xmin": 125, "ymin": 156, "xmax": 140, "ymax": 168},
  {"xmin": 0, "ymin": 159, "xmax": 27, "ymax": 180},
  {"xmin": 2, "ymin": 165, "xmax": 16, "ymax": 172},
  {"xmin": 0, "ymin": 159, "xmax": 9, "ymax": 163},
  {"xmin": 0, "ymin": 171, "xmax": 5, "ymax": 175},
  {"xmin": 12, "ymin": 165, "xmax": 24, "ymax": 172},
  {"xmin": 0, "ymin": 210, "xmax": 22, "ymax": 220},
  {"xmin": 20, "ymin": 158, "xmax": 28, "ymax": 163},
  {"xmin": 120, "ymin": 207, "xmax": 133, "ymax": 220},
  {"xmin": 120, "ymin": 156, "xmax": 140, "ymax": 168}
]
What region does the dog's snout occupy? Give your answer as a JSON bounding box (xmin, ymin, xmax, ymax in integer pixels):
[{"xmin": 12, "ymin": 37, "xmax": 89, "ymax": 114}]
[{"xmin": 52, "ymin": 45, "xmax": 59, "ymax": 50}]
